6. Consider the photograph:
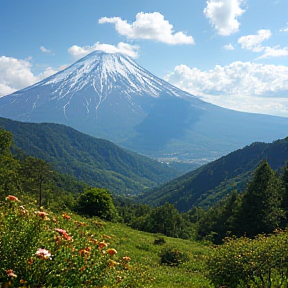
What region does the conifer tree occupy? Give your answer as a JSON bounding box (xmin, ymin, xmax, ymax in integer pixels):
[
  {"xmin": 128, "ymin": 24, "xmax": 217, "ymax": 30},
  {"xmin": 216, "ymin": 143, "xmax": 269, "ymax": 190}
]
[
  {"xmin": 234, "ymin": 160, "xmax": 283, "ymax": 237},
  {"xmin": 281, "ymin": 162, "xmax": 288, "ymax": 222},
  {"xmin": 0, "ymin": 129, "xmax": 20, "ymax": 198}
]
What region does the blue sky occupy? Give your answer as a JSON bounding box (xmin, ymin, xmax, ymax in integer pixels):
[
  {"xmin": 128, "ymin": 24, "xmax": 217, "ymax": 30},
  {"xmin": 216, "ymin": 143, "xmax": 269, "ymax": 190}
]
[{"xmin": 0, "ymin": 0, "xmax": 288, "ymax": 117}]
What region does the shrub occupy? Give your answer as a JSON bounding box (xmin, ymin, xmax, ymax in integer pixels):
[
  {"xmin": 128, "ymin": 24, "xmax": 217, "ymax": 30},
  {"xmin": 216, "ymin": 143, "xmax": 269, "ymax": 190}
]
[
  {"xmin": 154, "ymin": 237, "xmax": 166, "ymax": 245},
  {"xmin": 0, "ymin": 195, "xmax": 151, "ymax": 287},
  {"xmin": 75, "ymin": 187, "xmax": 118, "ymax": 221},
  {"xmin": 159, "ymin": 247, "xmax": 189, "ymax": 266},
  {"xmin": 206, "ymin": 231, "xmax": 288, "ymax": 288}
]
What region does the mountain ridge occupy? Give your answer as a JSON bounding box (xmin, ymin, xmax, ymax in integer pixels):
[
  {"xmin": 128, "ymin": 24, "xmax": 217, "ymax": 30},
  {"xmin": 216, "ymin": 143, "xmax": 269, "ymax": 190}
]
[
  {"xmin": 0, "ymin": 116, "xmax": 180, "ymax": 195},
  {"xmin": 137, "ymin": 136, "xmax": 288, "ymax": 211}
]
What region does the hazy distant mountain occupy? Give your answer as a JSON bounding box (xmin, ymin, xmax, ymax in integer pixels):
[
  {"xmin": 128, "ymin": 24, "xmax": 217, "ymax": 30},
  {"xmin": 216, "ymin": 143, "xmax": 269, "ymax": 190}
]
[
  {"xmin": 0, "ymin": 51, "xmax": 287, "ymax": 164},
  {"xmin": 137, "ymin": 137, "xmax": 288, "ymax": 212},
  {"xmin": 0, "ymin": 117, "xmax": 180, "ymax": 195}
]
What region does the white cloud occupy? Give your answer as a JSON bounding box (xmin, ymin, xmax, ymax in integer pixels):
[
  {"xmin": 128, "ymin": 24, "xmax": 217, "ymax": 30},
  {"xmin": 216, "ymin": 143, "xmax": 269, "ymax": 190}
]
[
  {"xmin": 223, "ymin": 43, "xmax": 234, "ymax": 50},
  {"xmin": 68, "ymin": 42, "xmax": 139, "ymax": 61},
  {"xmin": 0, "ymin": 56, "xmax": 38, "ymax": 96},
  {"xmin": 238, "ymin": 29, "xmax": 288, "ymax": 59},
  {"xmin": 99, "ymin": 12, "xmax": 194, "ymax": 45},
  {"xmin": 280, "ymin": 24, "xmax": 288, "ymax": 32},
  {"xmin": 0, "ymin": 56, "xmax": 58, "ymax": 97},
  {"xmin": 238, "ymin": 29, "xmax": 271, "ymax": 52},
  {"xmin": 165, "ymin": 61, "xmax": 288, "ymax": 117},
  {"xmin": 40, "ymin": 46, "xmax": 54, "ymax": 54},
  {"xmin": 204, "ymin": 0, "xmax": 245, "ymax": 36},
  {"xmin": 257, "ymin": 46, "xmax": 288, "ymax": 59},
  {"xmin": 38, "ymin": 67, "xmax": 59, "ymax": 80}
]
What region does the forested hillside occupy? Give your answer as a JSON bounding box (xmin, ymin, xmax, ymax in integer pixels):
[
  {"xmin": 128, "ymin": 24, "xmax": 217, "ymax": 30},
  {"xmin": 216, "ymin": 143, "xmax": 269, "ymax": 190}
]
[
  {"xmin": 137, "ymin": 137, "xmax": 288, "ymax": 211},
  {"xmin": 0, "ymin": 117, "xmax": 180, "ymax": 195},
  {"xmin": 2, "ymin": 126, "xmax": 288, "ymax": 288}
]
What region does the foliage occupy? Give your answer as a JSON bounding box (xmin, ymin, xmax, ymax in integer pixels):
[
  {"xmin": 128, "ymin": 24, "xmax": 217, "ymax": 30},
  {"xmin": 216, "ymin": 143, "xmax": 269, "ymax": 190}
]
[
  {"xmin": 19, "ymin": 156, "xmax": 51, "ymax": 207},
  {"xmin": 154, "ymin": 237, "xmax": 166, "ymax": 245},
  {"xmin": 206, "ymin": 230, "xmax": 288, "ymax": 288},
  {"xmin": 197, "ymin": 190, "xmax": 241, "ymax": 243},
  {"xmin": 159, "ymin": 247, "xmax": 189, "ymax": 266},
  {"xmin": 234, "ymin": 160, "xmax": 283, "ymax": 237},
  {"xmin": 0, "ymin": 117, "xmax": 180, "ymax": 195},
  {"xmin": 102, "ymin": 222, "xmax": 212, "ymax": 288},
  {"xmin": 0, "ymin": 128, "xmax": 90, "ymax": 212},
  {"xmin": 138, "ymin": 138, "xmax": 288, "ymax": 211},
  {"xmin": 129, "ymin": 202, "xmax": 196, "ymax": 239},
  {"xmin": 0, "ymin": 129, "xmax": 20, "ymax": 199},
  {"xmin": 281, "ymin": 162, "xmax": 288, "ymax": 220},
  {"xmin": 76, "ymin": 188, "xmax": 118, "ymax": 221},
  {"xmin": 196, "ymin": 160, "xmax": 288, "ymax": 243},
  {"xmin": 0, "ymin": 196, "xmax": 152, "ymax": 288}
]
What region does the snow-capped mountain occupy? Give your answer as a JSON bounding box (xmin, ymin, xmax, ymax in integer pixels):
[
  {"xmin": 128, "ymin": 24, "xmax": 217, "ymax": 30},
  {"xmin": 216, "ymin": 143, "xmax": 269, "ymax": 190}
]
[
  {"xmin": 0, "ymin": 51, "xmax": 287, "ymax": 164},
  {"xmin": 0, "ymin": 51, "xmax": 195, "ymax": 123}
]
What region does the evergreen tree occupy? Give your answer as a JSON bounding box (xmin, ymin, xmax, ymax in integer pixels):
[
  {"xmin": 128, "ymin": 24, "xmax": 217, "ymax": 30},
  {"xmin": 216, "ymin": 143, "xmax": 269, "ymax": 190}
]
[
  {"xmin": 19, "ymin": 156, "xmax": 52, "ymax": 207},
  {"xmin": 0, "ymin": 129, "xmax": 20, "ymax": 199},
  {"xmin": 234, "ymin": 160, "xmax": 283, "ymax": 237},
  {"xmin": 197, "ymin": 190, "xmax": 240, "ymax": 243},
  {"xmin": 281, "ymin": 162, "xmax": 288, "ymax": 223}
]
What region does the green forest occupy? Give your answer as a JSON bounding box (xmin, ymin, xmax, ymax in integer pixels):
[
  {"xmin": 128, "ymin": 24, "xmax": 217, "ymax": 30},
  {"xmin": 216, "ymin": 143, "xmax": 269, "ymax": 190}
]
[{"xmin": 1, "ymin": 127, "xmax": 288, "ymax": 287}]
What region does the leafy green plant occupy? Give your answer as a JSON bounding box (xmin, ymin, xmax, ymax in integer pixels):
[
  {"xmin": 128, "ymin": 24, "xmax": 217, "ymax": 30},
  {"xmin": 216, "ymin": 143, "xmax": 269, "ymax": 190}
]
[
  {"xmin": 206, "ymin": 230, "xmax": 288, "ymax": 288},
  {"xmin": 159, "ymin": 246, "xmax": 189, "ymax": 266},
  {"xmin": 75, "ymin": 187, "xmax": 118, "ymax": 221},
  {"xmin": 154, "ymin": 236, "xmax": 166, "ymax": 245},
  {"xmin": 0, "ymin": 195, "xmax": 151, "ymax": 287}
]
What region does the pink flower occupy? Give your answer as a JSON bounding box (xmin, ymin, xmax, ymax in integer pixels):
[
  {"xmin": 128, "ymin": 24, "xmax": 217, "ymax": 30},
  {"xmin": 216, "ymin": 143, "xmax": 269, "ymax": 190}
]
[
  {"xmin": 19, "ymin": 205, "xmax": 28, "ymax": 215},
  {"xmin": 35, "ymin": 211, "xmax": 49, "ymax": 220},
  {"xmin": 6, "ymin": 195, "xmax": 20, "ymax": 202},
  {"xmin": 55, "ymin": 228, "xmax": 72, "ymax": 240},
  {"xmin": 7, "ymin": 269, "xmax": 17, "ymax": 278},
  {"xmin": 35, "ymin": 248, "xmax": 52, "ymax": 260}
]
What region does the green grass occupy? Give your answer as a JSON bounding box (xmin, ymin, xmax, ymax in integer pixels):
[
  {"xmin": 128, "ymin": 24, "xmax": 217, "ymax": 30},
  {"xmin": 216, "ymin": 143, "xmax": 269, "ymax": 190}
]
[
  {"xmin": 102, "ymin": 222, "xmax": 213, "ymax": 288},
  {"xmin": 0, "ymin": 196, "xmax": 212, "ymax": 287}
]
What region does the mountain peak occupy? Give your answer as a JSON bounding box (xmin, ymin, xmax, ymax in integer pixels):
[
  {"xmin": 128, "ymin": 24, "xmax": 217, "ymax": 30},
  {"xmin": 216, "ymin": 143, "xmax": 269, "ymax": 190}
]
[
  {"xmin": 36, "ymin": 50, "xmax": 182, "ymax": 101},
  {"xmin": 0, "ymin": 51, "xmax": 287, "ymax": 165}
]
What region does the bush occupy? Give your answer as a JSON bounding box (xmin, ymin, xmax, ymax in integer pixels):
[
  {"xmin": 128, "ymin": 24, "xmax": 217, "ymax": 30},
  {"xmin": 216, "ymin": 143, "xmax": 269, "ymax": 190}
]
[
  {"xmin": 76, "ymin": 187, "xmax": 118, "ymax": 221},
  {"xmin": 0, "ymin": 195, "xmax": 151, "ymax": 287},
  {"xmin": 206, "ymin": 231, "xmax": 288, "ymax": 288},
  {"xmin": 159, "ymin": 247, "xmax": 189, "ymax": 266},
  {"xmin": 154, "ymin": 237, "xmax": 166, "ymax": 245}
]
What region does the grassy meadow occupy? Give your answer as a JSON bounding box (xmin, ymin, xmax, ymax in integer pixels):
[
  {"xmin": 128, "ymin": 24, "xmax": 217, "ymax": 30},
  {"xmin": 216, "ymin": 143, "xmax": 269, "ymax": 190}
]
[{"xmin": 0, "ymin": 195, "xmax": 212, "ymax": 288}]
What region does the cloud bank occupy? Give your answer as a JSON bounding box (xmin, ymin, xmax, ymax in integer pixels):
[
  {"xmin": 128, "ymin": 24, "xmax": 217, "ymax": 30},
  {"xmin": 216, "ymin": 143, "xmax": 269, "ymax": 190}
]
[
  {"xmin": 0, "ymin": 56, "xmax": 58, "ymax": 97},
  {"xmin": 99, "ymin": 12, "xmax": 194, "ymax": 45},
  {"xmin": 238, "ymin": 29, "xmax": 288, "ymax": 59},
  {"xmin": 165, "ymin": 61, "xmax": 288, "ymax": 117},
  {"xmin": 204, "ymin": 0, "xmax": 245, "ymax": 36}
]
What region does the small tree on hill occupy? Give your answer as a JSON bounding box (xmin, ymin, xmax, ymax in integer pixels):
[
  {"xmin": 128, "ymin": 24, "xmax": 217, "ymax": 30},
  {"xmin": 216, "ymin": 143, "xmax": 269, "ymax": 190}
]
[
  {"xmin": 0, "ymin": 129, "xmax": 20, "ymax": 199},
  {"xmin": 76, "ymin": 188, "xmax": 117, "ymax": 221}
]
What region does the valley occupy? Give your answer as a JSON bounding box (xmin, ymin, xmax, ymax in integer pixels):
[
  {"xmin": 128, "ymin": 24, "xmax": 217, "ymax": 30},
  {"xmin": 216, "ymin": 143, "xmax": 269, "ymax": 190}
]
[{"xmin": 0, "ymin": 51, "xmax": 288, "ymax": 288}]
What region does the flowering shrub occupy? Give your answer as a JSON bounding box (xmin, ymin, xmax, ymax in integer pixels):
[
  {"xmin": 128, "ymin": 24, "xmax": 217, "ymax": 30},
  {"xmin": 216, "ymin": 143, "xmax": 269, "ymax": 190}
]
[
  {"xmin": 206, "ymin": 231, "xmax": 288, "ymax": 288},
  {"xmin": 0, "ymin": 195, "xmax": 151, "ymax": 287}
]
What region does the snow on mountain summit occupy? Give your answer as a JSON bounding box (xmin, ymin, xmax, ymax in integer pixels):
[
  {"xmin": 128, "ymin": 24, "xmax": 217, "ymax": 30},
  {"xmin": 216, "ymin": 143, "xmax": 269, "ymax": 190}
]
[
  {"xmin": 0, "ymin": 50, "xmax": 197, "ymax": 129},
  {"xmin": 40, "ymin": 50, "xmax": 181, "ymax": 99}
]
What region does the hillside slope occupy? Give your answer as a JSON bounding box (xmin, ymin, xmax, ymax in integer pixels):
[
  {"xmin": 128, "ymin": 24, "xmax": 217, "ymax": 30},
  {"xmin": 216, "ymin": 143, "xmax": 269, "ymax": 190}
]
[
  {"xmin": 137, "ymin": 137, "xmax": 288, "ymax": 211},
  {"xmin": 0, "ymin": 117, "xmax": 180, "ymax": 195}
]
